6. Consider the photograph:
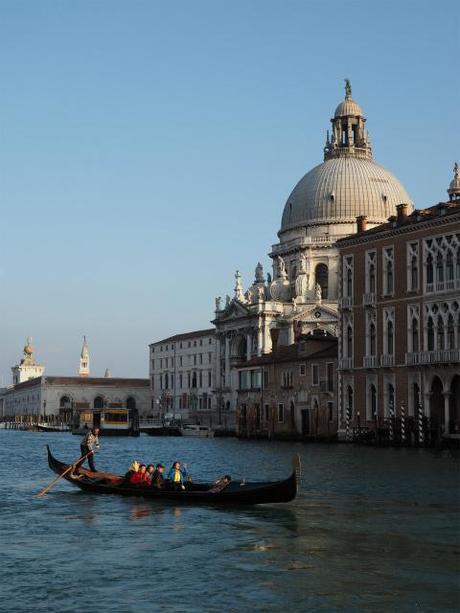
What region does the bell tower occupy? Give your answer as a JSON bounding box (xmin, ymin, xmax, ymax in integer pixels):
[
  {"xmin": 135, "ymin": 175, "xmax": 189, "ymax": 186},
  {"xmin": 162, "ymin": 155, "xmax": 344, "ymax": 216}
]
[{"xmin": 79, "ymin": 336, "xmax": 90, "ymax": 377}]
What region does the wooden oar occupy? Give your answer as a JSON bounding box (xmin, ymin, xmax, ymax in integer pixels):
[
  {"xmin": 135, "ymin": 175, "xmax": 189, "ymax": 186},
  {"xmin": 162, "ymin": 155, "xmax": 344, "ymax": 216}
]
[{"xmin": 35, "ymin": 450, "xmax": 93, "ymax": 498}]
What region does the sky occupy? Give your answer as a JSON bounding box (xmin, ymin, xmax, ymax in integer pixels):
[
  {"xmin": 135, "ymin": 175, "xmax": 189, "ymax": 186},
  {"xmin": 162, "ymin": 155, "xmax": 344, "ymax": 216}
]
[{"xmin": 0, "ymin": 0, "xmax": 458, "ymax": 382}]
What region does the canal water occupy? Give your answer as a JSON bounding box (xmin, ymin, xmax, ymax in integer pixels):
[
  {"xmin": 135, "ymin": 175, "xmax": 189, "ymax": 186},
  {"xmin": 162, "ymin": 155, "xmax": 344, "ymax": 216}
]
[{"xmin": 0, "ymin": 431, "xmax": 459, "ymax": 613}]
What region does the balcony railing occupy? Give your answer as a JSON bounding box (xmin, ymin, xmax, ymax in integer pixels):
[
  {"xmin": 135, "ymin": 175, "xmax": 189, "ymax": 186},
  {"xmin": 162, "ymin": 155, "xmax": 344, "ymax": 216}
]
[
  {"xmin": 405, "ymin": 349, "xmax": 460, "ymax": 365},
  {"xmin": 363, "ymin": 355, "xmax": 378, "ymax": 368},
  {"xmin": 339, "ymin": 296, "xmax": 353, "ymax": 309},
  {"xmin": 380, "ymin": 354, "xmax": 395, "ymax": 367},
  {"xmin": 362, "ymin": 292, "xmax": 376, "ymax": 307},
  {"xmin": 339, "ymin": 357, "xmax": 353, "ymax": 370}
]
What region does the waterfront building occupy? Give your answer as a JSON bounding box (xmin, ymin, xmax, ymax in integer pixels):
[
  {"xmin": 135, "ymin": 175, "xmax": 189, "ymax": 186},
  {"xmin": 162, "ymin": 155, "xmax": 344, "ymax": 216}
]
[
  {"xmin": 213, "ymin": 81, "xmax": 412, "ymax": 418},
  {"xmin": 236, "ymin": 331, "xmax": 337, "ymax": 440},
  {"xmin": 149, "ymin": 329, "xmax": 218, "ymax": 424},
  {"xmin": 336, "ymin": 166, "xmax": 460, "ymax": 443},
  {"xmin": 1, "ymin": 339, "xmax": 150, "ymax": 422}
]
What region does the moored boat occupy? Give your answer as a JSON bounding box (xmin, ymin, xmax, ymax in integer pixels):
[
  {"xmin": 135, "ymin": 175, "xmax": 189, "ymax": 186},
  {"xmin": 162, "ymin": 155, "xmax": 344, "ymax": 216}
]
[
  {"xmin": 180, "ymin": 424, "xmax": 214, "ymax": 438},
  {"xmin": 45, "ymin": 446, "xmax": 300, "ymax": 505}
]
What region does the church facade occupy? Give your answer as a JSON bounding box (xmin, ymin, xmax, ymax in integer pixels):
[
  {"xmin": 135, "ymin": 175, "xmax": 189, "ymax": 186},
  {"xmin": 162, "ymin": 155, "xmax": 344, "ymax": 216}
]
[{"xmin": 212, "ymin": 81, "xmax": 412, "ymax": 417}]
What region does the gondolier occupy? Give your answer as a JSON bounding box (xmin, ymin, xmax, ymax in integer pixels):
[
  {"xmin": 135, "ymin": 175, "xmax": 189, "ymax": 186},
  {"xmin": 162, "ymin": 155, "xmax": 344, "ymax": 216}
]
[{"xmin": 80, "ymin": 427, "xmax": 100, "ymax": 471}]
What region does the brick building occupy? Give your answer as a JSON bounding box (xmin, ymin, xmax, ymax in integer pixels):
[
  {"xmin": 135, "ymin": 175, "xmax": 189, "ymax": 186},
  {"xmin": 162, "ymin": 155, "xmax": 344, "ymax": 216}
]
[
  {"xmin": 336, "ymin": 167, "xmax": 460, "ymax": 444},
  {"xmin": 236, "ymin": 331, "xmax": 337, "ymax": 440}
]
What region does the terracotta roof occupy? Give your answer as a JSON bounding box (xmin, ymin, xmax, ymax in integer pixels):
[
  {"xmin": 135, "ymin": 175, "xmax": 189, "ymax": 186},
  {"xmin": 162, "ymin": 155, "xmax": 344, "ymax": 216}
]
[
  {"xmin": 150, "ymin": 328, "xmax": 215, "ymax": 345},
  {"xmin": 337, "ymin": 200, "xmax": 460, "ymax": 245}
]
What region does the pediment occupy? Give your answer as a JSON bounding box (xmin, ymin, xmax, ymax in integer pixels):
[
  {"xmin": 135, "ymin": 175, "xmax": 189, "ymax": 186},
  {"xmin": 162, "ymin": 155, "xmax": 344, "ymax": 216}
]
[
  {"xmin": 219, "ymin": 300, "xmax": 251, "ymax": 321},
  {"xmin": 291, "ymin": 303, "xmax": 338, "ymax": 321}
]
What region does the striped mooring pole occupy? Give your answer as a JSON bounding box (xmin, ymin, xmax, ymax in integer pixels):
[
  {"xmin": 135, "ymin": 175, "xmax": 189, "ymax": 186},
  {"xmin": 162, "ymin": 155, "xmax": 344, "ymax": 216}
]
[
  {"xmin": 400, "ymin": 403, "xmax": 406, "ymax": 443},
  {"xmin": 346, "ymin": 407, "xmax": 351, "ymax": 441},
  {"xmin": 389, "ymin": 404, "xmax": 394, "ymax": 442},
  {"xmin": 417, "ymin": 402, "xmax": 424, "ymax": 445}
]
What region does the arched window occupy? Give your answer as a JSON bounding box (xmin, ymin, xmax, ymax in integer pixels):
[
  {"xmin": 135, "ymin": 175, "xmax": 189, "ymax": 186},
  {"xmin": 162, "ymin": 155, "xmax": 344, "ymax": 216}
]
[
  {"xmin": 369, "ymin": 322, "xmax": 376, "ymax": 356},
  {"xmin": 446, "ymin": 251, "xmax": 454, "ymax": 282},
  {"xmin": 427, "ymin": 317, "xmax": 435, "ymax": 351},
  {"xmin": 165, "ymin": 373, "xmax": 169, "ymax": 389},
  {"xmin": 126, "ymin": 397, "xmax": 136, "ymax": 410},
  {"xmin": 412, "ymin": 317, "xmax": 419, "ymax": 352},
  {"xmin": 410, "ymin": 255, "xmax": 418, "ymax": 290},
  {"xmin": 436, "ymin": 252, "xmax": 444, "ymax": 284},
  {"xmin": 387, "ymin": 320, "xmax": 394, "ymax": 355},
  {"xmin": 94, "ymin": 396, "xmax": 104, "ymax": 409},
  {"xmin": 447, "ymin": 314, "xmax": 455, "ymax": 349},
  {"xmin": 346, "ymin": 268, "xmax": 353, "ymax": 297},
  {"xmin": 426, "ymin": 253, "xmax": 434, "ymax": 284},
  {"xmin": 315, "ymin": 263, "xmax": 329, "ymax": 299},
  {"xmin": 60, "ymin": 396, "xmax": 71, "ymax": 409},
  {"xmin": 346, "ymin": 326, "xmax": 353, "ymax": 358},
  {"xmin": 386, "ymin": 259, "xmax": 394, "ymax": 294},
  {"xmin": 437, "ymin": 315, "xmax": 445, "ymax": 350},
  {"xmin": 369, "ymin": 262, "xmax": 376, "ymax": 293},
  {"xmin": 370, "ymin": 384, "xmax": 377, "ymax": 419}
]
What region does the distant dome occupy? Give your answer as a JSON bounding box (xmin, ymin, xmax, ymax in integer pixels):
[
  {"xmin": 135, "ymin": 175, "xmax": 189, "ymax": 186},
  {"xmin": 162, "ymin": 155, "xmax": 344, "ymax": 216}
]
[
  {"xmin": 334, "ymin": 98, "xmax": 363, "ymax": 118},
  {"xmin": 281, "ymin": 157, "xmax": 412, "ymax": 231},
  {"xmin": 280, "ymin": 82, "xmax": 412, "ymax": 234}
]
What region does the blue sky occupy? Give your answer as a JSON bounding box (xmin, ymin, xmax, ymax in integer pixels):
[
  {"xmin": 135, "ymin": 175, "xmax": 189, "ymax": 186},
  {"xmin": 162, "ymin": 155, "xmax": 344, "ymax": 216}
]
[{"xmin": 1, "ymin": 0, "xmax": 458, "ymax": 381}]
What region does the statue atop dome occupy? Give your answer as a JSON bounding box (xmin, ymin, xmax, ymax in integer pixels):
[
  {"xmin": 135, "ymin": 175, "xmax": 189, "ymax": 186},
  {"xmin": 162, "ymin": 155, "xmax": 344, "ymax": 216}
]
[
  {"xmin": 344, "ymin": 78, "xmax": 352, "ymax": 99},
  {"xmin": 448, "ymin": 162, "xmax": 460, "ymax": 201},
  {"xmin": 254, "ymin": 262, "xmax": 264, "ymax": 284}
]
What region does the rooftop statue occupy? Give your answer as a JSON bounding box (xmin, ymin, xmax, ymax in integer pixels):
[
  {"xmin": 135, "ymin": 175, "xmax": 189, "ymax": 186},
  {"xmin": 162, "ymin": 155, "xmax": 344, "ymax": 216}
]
[
  {"xmin": 277, "ymin": 256, "xmax": 287, "ymax": 279},
  {"xmin": 344, "ymin": 78, "xmax": 352, "ymax": 99}
]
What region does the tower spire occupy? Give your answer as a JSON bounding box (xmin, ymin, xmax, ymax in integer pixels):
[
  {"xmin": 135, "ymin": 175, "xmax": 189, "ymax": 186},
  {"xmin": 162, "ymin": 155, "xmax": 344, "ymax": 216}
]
[{"xmin": 79, "ymin": 336, "xmax": 90, "ymax": 377}]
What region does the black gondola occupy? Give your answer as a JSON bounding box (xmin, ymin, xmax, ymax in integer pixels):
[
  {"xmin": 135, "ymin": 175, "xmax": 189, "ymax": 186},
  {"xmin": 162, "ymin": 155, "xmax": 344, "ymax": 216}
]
[{"xmin": 46, "ymin": 446, "xmax": 300, "ymax": 505}]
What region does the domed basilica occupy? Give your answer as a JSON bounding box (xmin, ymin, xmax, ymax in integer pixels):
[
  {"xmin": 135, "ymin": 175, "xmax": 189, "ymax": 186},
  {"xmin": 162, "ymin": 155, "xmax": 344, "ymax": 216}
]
[{"xmin": 213, "ymin": 82, "xmax": 412, "ymax": 409}]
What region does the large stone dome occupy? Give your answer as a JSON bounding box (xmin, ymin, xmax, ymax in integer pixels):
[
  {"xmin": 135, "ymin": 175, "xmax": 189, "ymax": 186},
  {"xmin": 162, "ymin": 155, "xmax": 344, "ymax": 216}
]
[
  {"xmin": 280, "ymin": 83, "xmax": 412, "ymax": 235},
  {"xmin": 281, "ymin": 156, "xmax": 412, "ymax": 231}
]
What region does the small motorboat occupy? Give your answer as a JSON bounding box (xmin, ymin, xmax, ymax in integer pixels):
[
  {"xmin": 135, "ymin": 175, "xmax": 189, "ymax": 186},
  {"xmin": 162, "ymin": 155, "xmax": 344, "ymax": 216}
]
[
  {"xmin": 45, "ymin": 446, "xmax": 300, "ymax": 505},
  {"xmin": 180, "ymin": 424, "xmax": 214, "ymax": 438}
]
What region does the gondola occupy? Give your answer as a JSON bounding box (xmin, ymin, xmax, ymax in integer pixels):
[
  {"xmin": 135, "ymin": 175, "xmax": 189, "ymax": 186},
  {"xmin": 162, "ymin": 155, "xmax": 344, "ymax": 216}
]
[{"xmin": 46, "ymin": 446, "xmax": 300, "ymax": 505}]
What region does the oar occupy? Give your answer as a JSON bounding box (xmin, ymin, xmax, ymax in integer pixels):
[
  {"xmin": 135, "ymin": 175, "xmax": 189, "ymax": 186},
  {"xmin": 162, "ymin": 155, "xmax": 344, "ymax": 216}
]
[{"xmin": 35, "ymin": 450, "xmax": 93, "ymax": 498}]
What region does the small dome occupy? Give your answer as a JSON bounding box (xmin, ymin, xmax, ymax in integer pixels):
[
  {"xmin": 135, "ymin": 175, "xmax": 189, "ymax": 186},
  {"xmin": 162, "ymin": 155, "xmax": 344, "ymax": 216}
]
[
  {"xmin": 281, "ymin": 157, "xmax": 412, "ymax": 232},
  {"xmin": 334, "ymin": 98, "xmax": 363, "ymax": 118}
]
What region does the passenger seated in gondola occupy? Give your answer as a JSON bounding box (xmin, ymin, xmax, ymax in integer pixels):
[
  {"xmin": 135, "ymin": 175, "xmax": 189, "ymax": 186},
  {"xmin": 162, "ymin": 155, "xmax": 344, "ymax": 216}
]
[
  {"xmin": 124, "ymin": 460, "xmax": 140, "ymax": 482},
  {"xmin": 146, "ymin": 464, "xmax": 155, "ymax": 483},
  {"xmin": 151, "ymin": 463, "xmax": 165, "ymax": 489},
  {"xmin": 129, "ymin": 464, "xmax": 149, "ymax": 485},
  {"xmin": 167, "ymin": 461, "xmax": 188, "ymax": 490}
]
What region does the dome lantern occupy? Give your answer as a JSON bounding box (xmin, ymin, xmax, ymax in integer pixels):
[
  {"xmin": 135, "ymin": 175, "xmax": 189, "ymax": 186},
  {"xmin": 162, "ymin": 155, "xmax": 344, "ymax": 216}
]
[{"xmin": 324, "ymin": 79, "xmax": 372, "ymax": 162}]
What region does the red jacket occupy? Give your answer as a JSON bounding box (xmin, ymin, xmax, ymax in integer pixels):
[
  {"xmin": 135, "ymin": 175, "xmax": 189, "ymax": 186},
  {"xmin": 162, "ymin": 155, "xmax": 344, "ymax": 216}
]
[{"xmin": 129, "ymin": 471, "xmax": 144, "ymax": 485}]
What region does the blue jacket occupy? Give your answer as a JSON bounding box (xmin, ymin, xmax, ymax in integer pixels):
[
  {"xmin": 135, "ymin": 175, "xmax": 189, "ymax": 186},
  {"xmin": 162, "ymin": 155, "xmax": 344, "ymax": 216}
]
[{"xmin": 167, "ymin": 466, "xmax": 188, "ymax": 485}]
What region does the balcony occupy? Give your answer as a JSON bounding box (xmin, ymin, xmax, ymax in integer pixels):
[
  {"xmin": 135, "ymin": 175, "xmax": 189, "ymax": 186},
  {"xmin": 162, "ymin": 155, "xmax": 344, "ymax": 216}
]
[
  {"xmin": 339, "ymin": 357, "xmax": 353, "ymax": 370},
  {"xmin": 405, "ymin": 349, "xmax": 460, "ymax": 365},
  {"xmin": 363, "ymin": 355, "xmax": 378, "ymax": 368},
  {"xmin": 339, "ymin": 296, "xmax": 353, "ymax": 310},
  {"xmin": 380, "ymin": 354, "xmax": 395, "ymax": 367},
  {"xmin": 362, "ymin": 292, "xmax": 376, "ymax": 307}
]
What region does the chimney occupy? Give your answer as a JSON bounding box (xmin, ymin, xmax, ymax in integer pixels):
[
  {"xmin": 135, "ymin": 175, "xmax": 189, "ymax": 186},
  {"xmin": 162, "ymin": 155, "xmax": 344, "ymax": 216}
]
[
  {"xmin": 270, "ymin": 328, "xmax": 279, "ymax": 353},
  {"xmin": 356, "ymin": 215, "xmax": 367, "ymax": 233},
  {"xmin": 396, "ymin": 203, "xmax": 409, "ymax": 224}
]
